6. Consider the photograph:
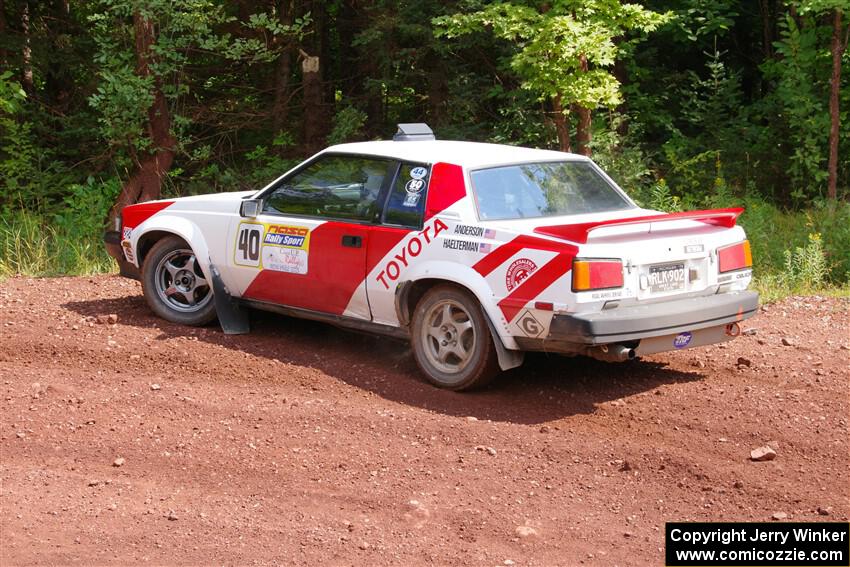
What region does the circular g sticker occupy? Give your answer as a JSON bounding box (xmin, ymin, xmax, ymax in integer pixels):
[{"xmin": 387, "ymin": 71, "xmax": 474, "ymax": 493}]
[
  {"xmin": 410, "ymin": 166, "xmax": 428, "ymax": 180},
  {"xmin": 405, "ymin": 179, "xmax": 425, "ymax": 194}
]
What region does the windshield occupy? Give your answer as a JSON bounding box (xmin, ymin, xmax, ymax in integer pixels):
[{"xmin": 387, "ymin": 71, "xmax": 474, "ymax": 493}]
[{"xmin": 470, "ymin": 161, "xmax": 633, "ymax": 220}]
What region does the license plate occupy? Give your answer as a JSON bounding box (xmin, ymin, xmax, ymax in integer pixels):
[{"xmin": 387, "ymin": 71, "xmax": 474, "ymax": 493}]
[{"xmin": 648, "ymin": 262, "xmax": 685, "ymax": 293}]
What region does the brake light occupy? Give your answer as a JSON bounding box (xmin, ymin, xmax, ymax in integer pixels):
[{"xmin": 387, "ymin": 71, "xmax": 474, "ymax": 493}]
[
  {"xmin": 572, "ymin": 259, "xmax": 624, "ymax": 292},
  {"xmin": 718, "ymin": 240, "xmax": 752, "ymax": 273}
]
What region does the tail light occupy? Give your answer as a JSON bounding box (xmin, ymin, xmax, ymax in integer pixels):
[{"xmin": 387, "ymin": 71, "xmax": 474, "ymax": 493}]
[
  {"xmin": 572, "ymin": 259, "xmax": 624, "ymax": 292},
  {"xmin": 718, "ymin": 240, "xmax": 752, "ymax": 273}
]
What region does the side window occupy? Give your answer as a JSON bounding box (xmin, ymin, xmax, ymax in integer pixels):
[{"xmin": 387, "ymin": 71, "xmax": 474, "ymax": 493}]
[
  {"xmin": 383, "ymin": 163, "xmax": 429, "ymax": 228},
  {"xmin": 264, "ymin": 155, "xmax": 391, "ymax": 221}
]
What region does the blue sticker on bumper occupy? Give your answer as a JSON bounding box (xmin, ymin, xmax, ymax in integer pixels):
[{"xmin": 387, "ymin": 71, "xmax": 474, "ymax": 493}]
[{"xmin": 673, "ymin": 332, "xmax": 693, "ymax": 349}]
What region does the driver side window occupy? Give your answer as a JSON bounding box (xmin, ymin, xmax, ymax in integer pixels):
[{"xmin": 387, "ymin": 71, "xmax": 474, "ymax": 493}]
[{"xmin": 264, "ymin": 155, "xmax": 392, "ymax": 221}]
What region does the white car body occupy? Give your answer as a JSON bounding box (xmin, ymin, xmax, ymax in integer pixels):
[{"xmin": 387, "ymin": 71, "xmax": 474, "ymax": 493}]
[{"xmin": 106, "ymin": 133, "xmax": 758, "ymax": 386}]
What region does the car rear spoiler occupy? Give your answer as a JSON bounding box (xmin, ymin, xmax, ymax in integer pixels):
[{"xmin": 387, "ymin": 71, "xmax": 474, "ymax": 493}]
[{"xmin": 533, "ymin": 208, "xmax": 744, "ymax": 244}]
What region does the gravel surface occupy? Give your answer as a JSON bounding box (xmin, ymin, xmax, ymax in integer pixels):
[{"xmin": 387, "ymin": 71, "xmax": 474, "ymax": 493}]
[{"xmin": 1, "ymin": 275, "xmax": 848, "ymax": 566}]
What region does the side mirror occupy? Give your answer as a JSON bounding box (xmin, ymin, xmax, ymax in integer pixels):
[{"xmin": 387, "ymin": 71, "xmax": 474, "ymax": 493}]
[{"xmin": 240, "ymin": 199, "xmax": 262, "ymax": 218}]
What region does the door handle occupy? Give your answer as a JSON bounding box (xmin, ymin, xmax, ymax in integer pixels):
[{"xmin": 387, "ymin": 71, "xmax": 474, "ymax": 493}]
[{"xmin": 342, "ymin": 235, "xmax": 362, "ymax": 248}]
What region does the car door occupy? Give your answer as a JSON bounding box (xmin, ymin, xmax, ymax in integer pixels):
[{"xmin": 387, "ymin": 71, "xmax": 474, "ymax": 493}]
[
  {"xmin": 366, "ymin": 162, "xmax": 431, "ymax": 325},
  {"xmin": 226, "ymin": 153, "xmax": 395, "ymax": 320}
]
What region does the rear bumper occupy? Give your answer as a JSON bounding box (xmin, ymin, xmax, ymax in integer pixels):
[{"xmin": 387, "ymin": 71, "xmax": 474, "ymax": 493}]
[
  {"xmin": 103, "ymin": 231, "xmax": 140, "ymax": 280},
  {"xmin": 552, "ymin": 290, "xmax": 759, "ymax": 344},
  {"xmin": 516, "ymin": 290, "xmax": 759, "ymax": 354}
]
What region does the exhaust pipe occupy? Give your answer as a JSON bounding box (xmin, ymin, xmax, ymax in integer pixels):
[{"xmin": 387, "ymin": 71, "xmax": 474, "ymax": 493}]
[{"xmin": 589, "ymin": 344, "xmax": 636, "ymax": 363}]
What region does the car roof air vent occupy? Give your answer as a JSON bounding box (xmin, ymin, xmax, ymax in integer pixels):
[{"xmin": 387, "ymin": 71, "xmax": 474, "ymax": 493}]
[{"xmin": 393, "ymin": 123, "xmax": 435, "ymax": 142}]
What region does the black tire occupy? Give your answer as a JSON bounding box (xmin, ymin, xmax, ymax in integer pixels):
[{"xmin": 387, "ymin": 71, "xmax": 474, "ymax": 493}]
[
  {"xmin": 141, "ymin": 236, "xmax": 217, "ymax": 326},
  {"xmin": 410, "ymin": 284, "xmax": 500, "ymax": 390}
]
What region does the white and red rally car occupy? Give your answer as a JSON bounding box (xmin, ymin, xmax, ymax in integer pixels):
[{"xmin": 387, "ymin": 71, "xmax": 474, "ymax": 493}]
[{"xmin": 105, "ymin": 124, "xmax": 758, "ymax": 390}]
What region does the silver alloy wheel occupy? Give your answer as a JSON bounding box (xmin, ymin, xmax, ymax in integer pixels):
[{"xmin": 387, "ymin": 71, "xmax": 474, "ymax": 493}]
[
  {"xmin": 154, "ymin": 249, "xmax": 212, "ymax": 313},
  {"xmin": 420, "ymin": 299, "xmax": 476, "ymax": 374}
]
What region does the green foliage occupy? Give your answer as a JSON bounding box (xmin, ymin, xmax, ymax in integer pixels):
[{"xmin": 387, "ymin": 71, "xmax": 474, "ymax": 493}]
[
  {"xmin": 716, "ymin": 196, "xmax": 850, "ymax": 291},
  {"xmin": 796, "ymin": 0, "xmax": 850, "ymax": 15},
  {"xmin": 762, "ymin": 14, "xmax": 832, "ymax": 201},
  {"xmin": 0, "ymin": 72, "xmax": 27, "ymax": 115},
  {"xmin": 0, "ymin": 72, "xmax": 37, "ymax": 204},
  {"xmin": 634, "ymin": 179, "xmax": 683, "ymax": 212},
  {"xmin": 88, "ymin": 69, "xmax": 155, "ymax": 151},
  {"xmin": 782, "ymin": 233, "xmax": 829, "ymax": 290},
  {"xmin": 53, "ymin": 177, "xmax": 123, "ymax": 237},
  {"xmin": 0, "ymin": 210, "xmax": 115, "ymax": 279},
  {"xmin": 588, "ymin": 114, "xmax": 654, "ymax": 194},
  {"xmin": 434, "ymin": 2, "xmax": 671, "ymax": 111},
  {"xmin": 0, "ymin": 119, "xmax": 38, "ymax": 201},
  {"xmin": 327, "ymin": 105, "xmax": 368, "ymax": 146},
  {"xmin": 661, "ymin": 48, "xmax": 754, "ymax": 198},
  {"xmin": 754, "ymin": 233, "xmax": 834, "ymax": 300},
  {"xmin": 0, "ymin": 0, "xmax": 846, "ymax": 297}
]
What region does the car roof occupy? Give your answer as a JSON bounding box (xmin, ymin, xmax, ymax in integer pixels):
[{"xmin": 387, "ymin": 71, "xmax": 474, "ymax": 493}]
[{"xmin": 323, "ymin": 140, "xmax": 588, "ymax": 169}]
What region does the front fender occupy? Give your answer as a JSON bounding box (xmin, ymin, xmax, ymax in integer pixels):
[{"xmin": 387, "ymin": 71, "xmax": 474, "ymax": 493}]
[{"xmin": 130, "ymin": 215, "xmax": 213, "ymax": 283}]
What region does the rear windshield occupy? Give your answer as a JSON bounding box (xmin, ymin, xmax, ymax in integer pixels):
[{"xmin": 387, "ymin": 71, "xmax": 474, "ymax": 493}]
[{"xmin": 470, "ymin": 161, "xmax": 633, "ymax": 220}]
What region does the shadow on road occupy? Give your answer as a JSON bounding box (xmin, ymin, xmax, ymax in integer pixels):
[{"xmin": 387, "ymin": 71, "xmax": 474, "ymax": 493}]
[{"xmin": 64, "ymin": 293, "xmax": 704, "ymax": 425}]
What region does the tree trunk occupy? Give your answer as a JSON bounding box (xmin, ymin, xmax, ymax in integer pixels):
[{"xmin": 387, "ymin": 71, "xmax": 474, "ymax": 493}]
[
  {"xmin": 45, "ymin": 0, "xmax": 73, "ymax": 114},
  {"xmin": 759, "ymin": 0, "xmax": 774, "ymax": 60},
  {"xmin": 552, "ymin": 95, "xmax": 571, "ymax": 153},
  {"xmin": 362, "ymin": 55, "xmax": 383, "ymax": 137},
  {"xmin": 300, "ymin": 49, "xmax": 324, "ymax": 154},
  {"xmin": 826, "ymin": 8, "xmax": 846, "ymax": 200},
  {"xmin": 108, "ymin": 11, "xmax": 176, "ymax": 225},
  {"xmin": 298, "ymin": 0, "xmax": 328, "ymax": 153},
  {"xmin": 427, "ymin": 62, "xmax": 448, "ymax": 130},
  {"xmin": 575, "ymin": 106, "xmax": 592, "ymax": 156},
  {"xmin": 574, "ymin": 54, "xmax": 592, "ymax": 156},
  {"xmin": 21, "ymin": 1, "xmax": 33, "ymax": 93},
  {"xmin": 0, "ymin": 0, "xmax": 7, "ymax": 68},
  {"xmin": 271, "ymin": 0, "xmax": 293, "ymax": 137}
]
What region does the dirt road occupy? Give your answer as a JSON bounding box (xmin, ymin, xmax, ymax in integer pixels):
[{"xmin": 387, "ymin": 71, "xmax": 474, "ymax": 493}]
[{"xmin": 1, "ymin": 276, "xmax": 848, "ymax": 566}]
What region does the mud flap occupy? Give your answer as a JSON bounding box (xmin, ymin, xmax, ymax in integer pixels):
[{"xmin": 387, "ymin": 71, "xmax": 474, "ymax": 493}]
[
  {"xmin": 209, "ymin": 262, "xmax": 250, "ymax": 335},
  {"xmin": 485, "ymin": 315, "xmax": 524, "ymax": 371}
]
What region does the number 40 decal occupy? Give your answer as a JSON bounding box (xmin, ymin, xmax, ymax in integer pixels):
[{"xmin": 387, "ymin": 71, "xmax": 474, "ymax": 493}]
[{"xmin": 235, "ymin": 223, "xmax": 263, "ymax": 267}]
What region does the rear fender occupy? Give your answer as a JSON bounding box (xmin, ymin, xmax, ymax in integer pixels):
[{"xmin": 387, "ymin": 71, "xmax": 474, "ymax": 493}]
[{"xmin": 400, "ymin": 260, "xmax": 520, "ymax": 350}]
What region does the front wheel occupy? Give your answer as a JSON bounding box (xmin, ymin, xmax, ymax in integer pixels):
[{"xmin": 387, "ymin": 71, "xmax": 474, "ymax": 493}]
[
  {"xmin": 141, "ymin": 236, "xmax": 216, "ymax": 326},
  {"xmin": 410, "ymin": 285, "xmax": 500, "ymax": 390}
]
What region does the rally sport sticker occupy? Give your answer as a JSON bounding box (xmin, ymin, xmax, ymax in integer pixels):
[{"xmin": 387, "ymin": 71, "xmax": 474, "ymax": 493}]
[
  {"xmin": 262, "ymin": 225, "xmax": 310, "ymax": 274},
  {"xmin": 234, "ymin": 222, "xmax": 310, "ymax": 274}
]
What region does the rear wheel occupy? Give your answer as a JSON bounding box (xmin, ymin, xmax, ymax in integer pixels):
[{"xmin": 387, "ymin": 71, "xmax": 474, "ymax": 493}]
[
  {"xmin": 410, "ymin": 285, "xmax": 499, "ymax": 390},
  {"xmin": 141, "ymin": 236, "xmax": 216, "ymax": 326}
]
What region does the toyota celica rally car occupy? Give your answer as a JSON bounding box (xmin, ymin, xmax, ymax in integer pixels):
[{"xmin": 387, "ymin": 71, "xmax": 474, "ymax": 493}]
[{"xmin": 104, "ymin": 124, "xmax": 758, "ymax": 390}]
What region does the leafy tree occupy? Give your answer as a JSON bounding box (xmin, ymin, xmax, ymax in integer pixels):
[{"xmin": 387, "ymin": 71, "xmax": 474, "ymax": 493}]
[
  {"xmin": 434, "ymin": 1, "xmax": 671, "ymax": 155},
  {"xmin": 797, "ymin": 0, "xmax": 849, "ymax": 200},
  {"xmin": 88, "ymin": 0, "xmax": 310, "ymax": 221}
]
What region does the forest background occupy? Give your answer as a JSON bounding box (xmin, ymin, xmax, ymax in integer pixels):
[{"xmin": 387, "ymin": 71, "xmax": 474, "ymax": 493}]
[{"xmin": 0, "ymin": 0, "xmax": 848, "ymax": 299}]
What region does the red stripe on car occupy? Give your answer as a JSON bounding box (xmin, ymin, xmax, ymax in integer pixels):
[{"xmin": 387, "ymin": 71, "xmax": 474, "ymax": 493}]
[
  {"xmin": 497, "ymin": 253, "xmax": 574, "ymax": 322},
  {"xmin": 122, "ymin": 201, "xmax": 175, "ymax": 229},
  {"xmin": 534, "ymin": 208, "xmax": 743, "ymax": 244},
  {"xmin": 472, "ymin": 235, "xmax": 577, "ymax": 277},
  {"xmin": 424, "ymin": 162, "xmax": 465, "ymax": 221}
]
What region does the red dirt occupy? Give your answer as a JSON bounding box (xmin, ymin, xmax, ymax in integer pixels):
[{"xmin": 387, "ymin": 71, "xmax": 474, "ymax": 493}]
[{"xmin": 1, "ymin": 275, "xmax": 848, "ymax": 566}]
